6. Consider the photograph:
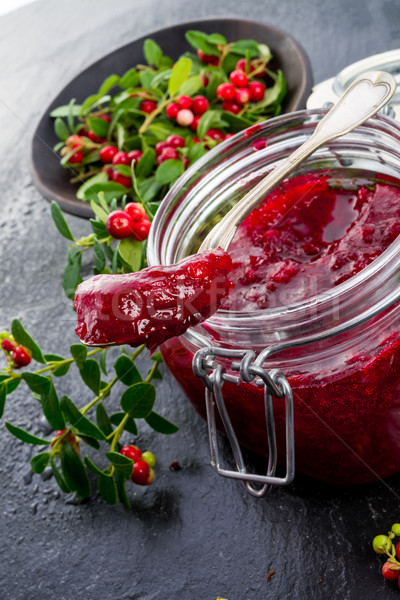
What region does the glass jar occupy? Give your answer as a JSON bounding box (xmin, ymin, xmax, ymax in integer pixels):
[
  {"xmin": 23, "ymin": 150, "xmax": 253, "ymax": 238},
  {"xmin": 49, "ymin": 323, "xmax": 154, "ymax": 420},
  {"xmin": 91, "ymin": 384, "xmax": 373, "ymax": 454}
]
[{"xmin": 147, "ymin": 109, "xmax": 400, "ymax": 485}]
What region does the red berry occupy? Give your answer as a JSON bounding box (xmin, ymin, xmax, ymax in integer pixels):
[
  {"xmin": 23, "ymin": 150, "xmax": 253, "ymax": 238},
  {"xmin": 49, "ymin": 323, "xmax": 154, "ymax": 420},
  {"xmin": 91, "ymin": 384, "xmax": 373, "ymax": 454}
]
[
  {"xmin": 106, "ymin": 210, "xmax": 134, "ymax": 239},
  {"xmin": 235, "ymin": 87, "xmax": 251, "ymax": 105},
  {"xmin": 222, "ymin": 100, "xmax": 241, "ymax": 114},
  {"xmin": 112, "ymin": 151, "xmax": 130, "ymax": 166},
  {"xmin": 396, "ymin": 541, "xmax": 400, "ymax": 560},
  {"xmin": 125, "ymin": 202, "xmax": 147, "ymax": 222},
  {"xmin": 230, "ymin": 69, "xmax": 248, "ymax": 87},
  {"xmin": 111, "ymin": 170, "xmax": 131, "ymax": 188},
  {"xmin": 98, "ymin": 113, "xmax": 111, "ymax": 123},
  {"xmin": 155, "ymin": 141, "xmax": 170, "ymax": 155},
  {"xmin": 248, "ymin": 81, "xmax": 266, "ymax": 102},
  {"xmin": 192, "ymin": 136, "xmax": 201, "ymax": 143},
  {"xmin": 127, "ymin": 149, "xmax": 143, "ymax": 163},
  {"xmin": 190, "ymin": 115, "xmax": 201, "ymax": 131},
  {"xmin": 205, "ymin": 128, "xmax": 225, "ymax": 142},
  {"xmin": 68, "ymin": 149, "xmax": 84, "ymax": 164},
  {"xmin": 132, "ymin": 219, "xmax": 151, "ymax": 242},
  {"xmin": 11, "ymin": 346, "xmax": 32, "ymax": 368},
  {"xmin": 130, "ymin": 459, "xmax": 154, "ymax": 485},
  {"xmin": 140, "ymin": 100, "xmax": 157, "ymax": 113},
  {"xmin": 120, "ymin": 445, "xmax": 142, "ymax": 462},
  {"xmin": 157, "ymin": 147, "xmax": 179, "ymax": 165},
  {"xmin": 197, "ymin": 49, "xmax": 219, "ymax": 65},
  {"xmin": 236, "ymin": 58, "xmax": 256, "ymax": 74},
  {"xmin": 166, "ymin": 135, "xmax": 185, "ymax": 148},
  {"xmin": 66, "ymin": 135, "xmax": 83, "ymax": 148},
  {"xmin": 176, "ymin": 95, "xmax": 192, "ymax": 110},
  {"xmin": 216, "ymin": 83, "xmax": 235, "ymax": 101},
  {"xmin": 87, "ymin": 130, "xmax": 106, "ymax": 143},
  {"xmin": 382, "ymin": 561, "xmax": 399, "ymax": 581},
  {"xmin": 176, "ymin": 109, "xmax": 194, "ymax": 127},
  {"xmin": 99, "ymin": 145, "xmax": 118, "ymax": 163},
  {"xmin": 201, "ymin": 74, "xmax": 209, "ymax": 87},
  {"xmin": 192, "ymin": 95, "xmax": 209, "ymax": 115},
  {"xmin": 166, "ymin": 102, "xmax": 179, "ymax": 119},
  {"xmin": 1, "ymin": 339, "xmax": 15, "ymax": 352}
]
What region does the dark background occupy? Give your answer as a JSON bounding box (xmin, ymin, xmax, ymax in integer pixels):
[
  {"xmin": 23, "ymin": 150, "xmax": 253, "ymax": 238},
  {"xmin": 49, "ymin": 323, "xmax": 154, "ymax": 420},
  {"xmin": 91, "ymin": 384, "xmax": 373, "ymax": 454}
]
[{"xmin": 1, "ymin": 1, "xmax": 400, "ymax": 599}]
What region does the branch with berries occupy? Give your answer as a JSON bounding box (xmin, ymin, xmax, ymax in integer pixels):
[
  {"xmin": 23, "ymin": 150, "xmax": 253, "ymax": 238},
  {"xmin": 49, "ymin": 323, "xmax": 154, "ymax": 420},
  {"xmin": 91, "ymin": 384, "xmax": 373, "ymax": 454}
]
[{"xmin": 373, "ymin": 524, "xmax": 400, "ymax": 586}]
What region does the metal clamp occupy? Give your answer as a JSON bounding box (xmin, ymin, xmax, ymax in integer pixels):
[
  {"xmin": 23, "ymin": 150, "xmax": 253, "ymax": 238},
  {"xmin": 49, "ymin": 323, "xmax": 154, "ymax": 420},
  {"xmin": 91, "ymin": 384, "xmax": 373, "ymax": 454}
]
[{"xmin": 192, "ymin": 347, "xmax": 295, "ymax": 498}]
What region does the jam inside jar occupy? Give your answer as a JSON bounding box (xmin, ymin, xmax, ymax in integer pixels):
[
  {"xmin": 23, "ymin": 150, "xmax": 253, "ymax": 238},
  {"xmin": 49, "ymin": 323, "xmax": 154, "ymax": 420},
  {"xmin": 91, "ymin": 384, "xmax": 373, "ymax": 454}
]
[{"xmin": 147, "ymin": 110, "xmax": 400, "ymax": 485}]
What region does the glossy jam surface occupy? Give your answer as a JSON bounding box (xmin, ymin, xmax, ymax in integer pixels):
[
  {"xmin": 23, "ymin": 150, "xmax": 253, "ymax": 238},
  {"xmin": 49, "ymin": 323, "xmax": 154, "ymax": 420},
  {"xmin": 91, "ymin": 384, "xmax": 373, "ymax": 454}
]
[
  {"xmin": 160, "ymin": 172, "xmax": 400, "ymax": 484},
  {"xmin": 75, "ymin": 249, "xmax": 232, "ymax": 351},
  {"xmin": 223, "ymin": 173, "xmax": 400, "ymax": 310}
]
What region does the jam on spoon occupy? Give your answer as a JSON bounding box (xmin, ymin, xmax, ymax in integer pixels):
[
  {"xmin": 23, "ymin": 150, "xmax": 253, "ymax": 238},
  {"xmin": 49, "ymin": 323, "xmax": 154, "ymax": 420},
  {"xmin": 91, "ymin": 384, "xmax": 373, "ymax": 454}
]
[{"xmin": 74, "ymin": 248, "xmax": 233, "ymax": 351}]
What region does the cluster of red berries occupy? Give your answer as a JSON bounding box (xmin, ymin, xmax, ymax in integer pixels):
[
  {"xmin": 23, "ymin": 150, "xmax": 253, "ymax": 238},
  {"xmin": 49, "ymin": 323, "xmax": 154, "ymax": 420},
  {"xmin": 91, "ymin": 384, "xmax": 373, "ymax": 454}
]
[
  {"xmin": 165, "ymin": 93, "xmax": 209, "ymax": 131},
  {"xmin": 120, "ymin": 444, "xmax": 156, "ymax": 486},
  {"xmin": 373, "ymin": 524, "xmax": 400, "ymax": 587},
  {"xmin": 216, "ymin": 67, "xmax": 266, "ymax": 115},
  {"xmin": 106, "ymin": 202, "xmax": 151, "ymax": 241},
  {"xmin": 1, "ymin": 338, "xmax": 32, "ymax": 369},
  {"xmin": 154, "ymin": 134, "xmax": 189, "ymax": 167},
  {"xmin": 99, "ymin": 145, "xmax": 143, "ymax": 188}
]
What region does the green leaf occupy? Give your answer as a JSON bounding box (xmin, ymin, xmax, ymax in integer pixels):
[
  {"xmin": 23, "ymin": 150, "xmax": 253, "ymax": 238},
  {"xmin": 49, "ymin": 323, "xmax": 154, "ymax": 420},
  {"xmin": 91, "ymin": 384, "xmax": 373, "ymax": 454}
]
[
  {"xmin": 70, "ymin": 344, "xmax": 87, "ymax": 369},
  {"xmin": 140, "ymin": 70, "xmax": 155, "ymax": 90},
  {"xmin": 230, "ymin": 39, "xmax": 260, "ymax": 57},
  {"xmin": 115, "ymin": 471, "xmax": 131, "ymax": 508},
  {"xmin": 76, "ymin": 172, "xmax": 108, "ymax": 202},
  {"xmin": 31, "ymin": 452, "xmax": 50, "ymax": 474},
  {"xmin": 44, "ymin": 353, "xmax": 70, "ymax": 377},
  {"xmin": 50, "ymin": 456, "xmax": 70, "ymax": 493},
  {"xmin": 145, "ymin": 411, "xmax": 179, "ymax": 434},
  {"xmin": 143, "ymin": 38, "xmax": 162, "ymax": 68},
  {"xmin": 88, "ymin": 117, "xmax": 109, "ymax": 138},
  {"xmin": 168, "ymin": 57, "xmax": 192, "ymax": 97},
  {"xmin": 106, "ymin": 451, "xmax": 134, "ymax": 479},
  {"xmin": 83, "ymin": 182, "xmax": 128, "ymax": 203},
  {"xmin": 99, "ymin": 349, "xmax": 108, "ymax": 376},
  {"xmin": 11, "ymin": 319, "xmax": 46, "ymax": 364},
  {"xmin": 114, "ymin": 355, "xmax": 142, "ymax": 386},
  {"xmin": 90, "ymin": 199, "xmax": 108, "ymax": 223},
  {"xmin": 78, "ymin": 434, "xmax": 100, "ymax": 449},
  {"xmin": 155, "ymin": 159, "xmax": 184, "ymax": 185},
  {"xmin": 110, "ymin": 412, "xmax": 138, "ymax": 435},
  {"xmin": 118, "ymin": 237, "xmax": 142, "ymax": 272},
  {"xmin": 98, "ymin": 74, "xmax": 120, "ymax": 96},
  {"xmin": 22, "ymin": 372, "xmax": 51, "ymax": 395},
  {"xmin": 50, "ymin": 201, "xmax": 75, "ymax": 241},
  {"xmin": 185, "ymin": 30, "xmax": 220, "ymax": 56},
  {"xmin": 96, "ymin": 403, "xmax": 112, "ymax": 436},
  {"xmin": 80, "ymin": 94, "xmax": 111, "ymax": 116},
  {"xmin": 4, "ymin": 379, "xmax": 20, "ymax": 395},
  {"xmin": 60, "ymin": 395, "xmax": 106, "ymax": 440},
  {"xmin": 50, "ymin": 103, "xmax": 82, "ymax": 118},
  {"xmin": 222, "ymin": 112, "xmax": 252, "ymax": 131},
  {"xmin": 135, "ymin": 147, "xmax": 156, "ymax": 178},
  {"xmin": 137, "ymin": 176, "xmax": 162, "ymax": 204},
  {"xmin": 0, "ymin": 385, "xmax": 6, "ymax": 419},
  {"xmin": 120, "ymin": 67, "xmax": 140, "ymax": 89},
  {"xmin": 60, "ymin": 442, "xmax": 91, "ymax": 498},
  {"xmin": 205, "ymin": 70, "xmax": 225, "ymax": 101},
  {"xmin": 198, "ymin": 109, "xmax": 226, "ymax": 139},
  {"xmin": 5, "ymin": 422, "xmax": 50, "ymax": 445},
  {"xmin": 207, "ymin": 33, "xmax": 227, "ymax": 45},
  {"xmin": 93, "ymin": 238, "xmax": 106, "ymax": 272},
  {"xmin": 151, "ymin": 352, "xmax": 163, "ymax": 363},
  {"xmin": 178, "ymin": 75, "xmax": 203, "ymax": 97},
  {"xmin": 90, "ymin": 219, "xmax": 108, "ymax": 237},
  {"xmin": 63, "ymin": 252, "xmax": 82, "ymax": 300},
  {"xmin": 252, "ymin": 69, "xmax": 286, "ymax": 110},
  {"xmin": 120, "ymin": 382, "xmax": 155, "ymax": 418},
  {"xmin": 79, "ymin": 358, "xmax": 101, "ymax": 395},
  {"xmin": 148, "ymin": 122, "xmax": 175, "ymax": 141},
  {"xmin": 84, "ymin": 455, "xmax": 110, "ymax": 476},
  {"xmin": 188, "ymin": 142, "xmax": 207, "ymax": 163},
  {"xmin": 41, "ymin": 382, "xmax": 65, "ymax": 430},
  {"xmin": 98, "ymin": 473, "xmax": 117, "ymax": 505},
  {"xmin": 54, "ymin": 117, "xmax": 70, "ymax": 141}
]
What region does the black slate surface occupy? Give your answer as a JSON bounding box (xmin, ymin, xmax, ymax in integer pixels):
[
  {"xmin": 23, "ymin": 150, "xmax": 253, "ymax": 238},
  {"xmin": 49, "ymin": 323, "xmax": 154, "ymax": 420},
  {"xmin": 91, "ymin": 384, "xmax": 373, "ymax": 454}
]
[{"xmin": 1, "ymin": 1, "xmax": 400, "ymax": 599}]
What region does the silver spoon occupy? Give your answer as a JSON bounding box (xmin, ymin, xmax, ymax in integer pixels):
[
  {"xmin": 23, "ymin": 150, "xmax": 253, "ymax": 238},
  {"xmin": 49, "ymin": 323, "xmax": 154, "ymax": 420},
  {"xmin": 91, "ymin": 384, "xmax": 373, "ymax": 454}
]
[{"xmin": 199, "ymin": 70, "xmax": 396, "ymax": 252}]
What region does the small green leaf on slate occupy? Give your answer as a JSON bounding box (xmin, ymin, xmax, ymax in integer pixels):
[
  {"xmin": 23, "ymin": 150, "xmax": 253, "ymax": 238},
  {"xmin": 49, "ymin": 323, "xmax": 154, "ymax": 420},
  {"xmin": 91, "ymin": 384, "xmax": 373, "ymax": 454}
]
[
  {"xmin": 98, "ymin": 473, "xmax": 118, "ymax": 505},
  {"xmin": 120, "ymin": 382, "xmax": 155, "ymax": 418},
  {"xmin": 155, "ymin": 159, "xmax": 184, "ymax": 185},
  {"xmin": 115, "ymin": 472, "xmax": 131, "ymax": 509},
  {"xmin": 5, "ymin": 422, "xmax": 50, "ymax": 445},
  {"xmin": 98, "ymin": 74, "xmax": 120, "ymax": 96},
  {"xmin": 106, "ymin": 451, "xmax": 134, "ymax": 479},
  {"xmin": 31, "ymin": 452, "xmax": 50, "ymax": 474},
  {"xmin": 145, "ymin": 411, "xmax": 179, "ymax": 434},
  {"xmin": 110, "ymin": 412, "xmax": 138, "ymax": 436},
  {"xmin": 118, "ymin": 237, "xmax": 142, "ymax": 272},
  {"xmin": 93, "ymin": 238, "xmax": 106, "ymax": 272},
  {"xmin": 99, "ymin": 349, "xmax": 108, "ymax": 376},
  {"xmin": 41, "ymin": 382, "xmax": 65, "ymax": 430},
  {"xmin": 78, "ymin": 435, "xmax": 100, "ymax": 449},
  {"xmin": 22, "ymin": 372, "xmax": 51, "ymax": 395},
  {"xmin": 84, "ymin": 455, "xmax": 111, "ymax": 476},
  {"xmin": 79, "ymin": 358, "xmax": 101, "ymax": 395},
  {"xmin": 90, "ymin": 218, "xmax": 108, "ymax": 237},
  {"xmin": 70, "ymin": 344, "xmax": 87, "ymax": 369},
  {"xmin": 50, "ymin": 201, "xmax": 75, "ymax": 241},
  {"xmin": 44, "ymin": 353, "xmax": 70, "ymax": 377},
  {"xmin": 114, "ymin": 355, "xmax": 142, "ymax": 386},
  {"xmin": 54, "ymin": 117, "xmax": 70, "ymax": 141},
  {"xmin": 0, "ymin": 385, "xmax": 6, "ymax": 419},
  {"xmin": 143, "ymin": 38, "xmax": 162, "ymax": 68},
  {"xmin": 151, "ymin": 352, "xmax": 163, "ymax": 363},
  {"xmin": 60, "ymin": 395, "xmax": 105, "ymax": 440},
  {"xmin": 63, "ymin": 252, "xmax": 82, "ymax": 300},
  {"xmin": 50, "ymin": 456, "xmax": 70, "ymax": 493},
  {"xmin": 60, "ymin": 442, "xmax": 91, "ymax": 498},
  {"xmin": 4, "ymin": 378, "xmax": 20, "ymax": 395},
  {"xmin": 11, "ymin": 319, "xmax": 46, "ymax": 364},
  {"xmin": 168, "ymin": 57, "xmax": 192, "ymax": 97}
]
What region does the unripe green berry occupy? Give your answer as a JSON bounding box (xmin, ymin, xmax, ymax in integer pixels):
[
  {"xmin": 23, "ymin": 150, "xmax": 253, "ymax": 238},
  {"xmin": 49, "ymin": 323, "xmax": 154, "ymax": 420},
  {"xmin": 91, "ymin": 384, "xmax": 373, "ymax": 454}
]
[
  {"xmin": 142, "ymin": 451, "xmax": 156, "ymax": 468},
  {"xmin": 392, "ymin": 524, "xmax": 400, "ymax": 536},
  {"xmin": 373, "ymin": 534, "xmax": 392, "ymax": 554}
]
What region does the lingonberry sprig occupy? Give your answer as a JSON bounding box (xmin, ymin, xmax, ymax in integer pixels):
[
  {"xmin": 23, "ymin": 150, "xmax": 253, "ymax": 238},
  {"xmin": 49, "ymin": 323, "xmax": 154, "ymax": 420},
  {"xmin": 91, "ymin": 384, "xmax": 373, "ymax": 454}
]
[
  {"xmin": 51, "ymin": 30, "xmax": 286, "ymax": 210},
  {"xmin": 0, "ymin": 319, "xmax": 178, "ymax": 508},
  {"xmin": 373, "ymin": 524, "xmax": 400, "ymax": 586}
]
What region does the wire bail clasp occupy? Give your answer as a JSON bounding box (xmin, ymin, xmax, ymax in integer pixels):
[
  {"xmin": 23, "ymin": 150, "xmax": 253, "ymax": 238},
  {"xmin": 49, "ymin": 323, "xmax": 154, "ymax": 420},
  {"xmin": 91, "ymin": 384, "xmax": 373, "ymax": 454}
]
[{"xmin": 192, "ymin": 347, "xmax": 295, "ymax": 498}]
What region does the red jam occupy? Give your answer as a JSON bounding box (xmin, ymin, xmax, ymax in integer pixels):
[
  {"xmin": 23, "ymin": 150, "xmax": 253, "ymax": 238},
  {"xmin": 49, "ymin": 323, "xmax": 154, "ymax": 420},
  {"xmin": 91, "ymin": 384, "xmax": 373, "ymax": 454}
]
[
  {"xmin": 74, "ymin": 248, "xmax": 233, "ymax": 351},
  {"xmin": 160, "ymin": 172, "xmax": 400, "ymax": 485}
]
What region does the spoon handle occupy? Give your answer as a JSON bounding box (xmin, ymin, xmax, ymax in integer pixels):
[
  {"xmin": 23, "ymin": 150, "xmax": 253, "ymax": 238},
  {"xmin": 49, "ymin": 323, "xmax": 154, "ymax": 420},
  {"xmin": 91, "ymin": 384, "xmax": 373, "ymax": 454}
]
[{"xmin": 200, "ymin": 70, "xmax": 396, "ymax": 252}]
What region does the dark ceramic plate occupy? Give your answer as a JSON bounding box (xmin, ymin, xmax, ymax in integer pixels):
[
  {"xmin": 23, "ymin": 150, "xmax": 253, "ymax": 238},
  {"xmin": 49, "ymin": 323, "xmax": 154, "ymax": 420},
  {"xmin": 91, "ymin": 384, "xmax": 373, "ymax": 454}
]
[{"xmin": 31, "ymin": 18, "xmax": 313, "ymax": 219}]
